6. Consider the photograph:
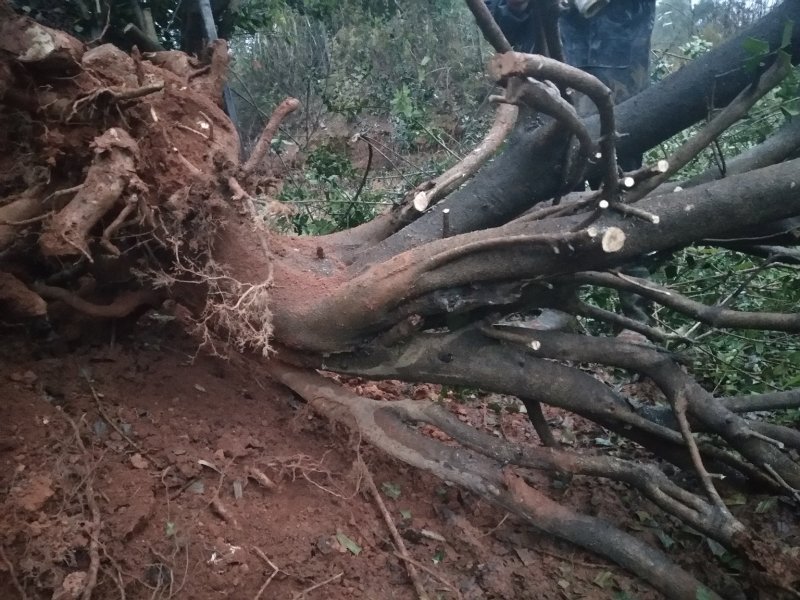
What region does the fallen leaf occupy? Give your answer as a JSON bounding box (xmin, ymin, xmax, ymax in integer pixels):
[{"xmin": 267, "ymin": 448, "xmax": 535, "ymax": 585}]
[{"xmin": 335, "ymin": 532, "xmax": 362, "ymax": 555}]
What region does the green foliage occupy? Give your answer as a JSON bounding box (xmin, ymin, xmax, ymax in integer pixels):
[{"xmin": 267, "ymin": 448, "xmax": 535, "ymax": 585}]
[
  {"xmin": 652, "ymin": 248, "xmax": 800, "ymax": 395},
  {"xmin": 231, "ymin": 0, "xmax": 490, "ymax": 146},
  {"xmin": 278, "ymin": 144, "xmax": 381, "ymax": 234}
]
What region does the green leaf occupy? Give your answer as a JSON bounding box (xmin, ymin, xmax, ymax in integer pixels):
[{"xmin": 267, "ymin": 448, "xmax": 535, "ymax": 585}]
[
  {"xmin": 420, "ymin": 55, "xmax": 431, "ymax": 67},
  {"xmin": 743, "ymin": 36, "xmax": 770, "ymax": 57},
  {"xmin": 656, "ymin": 530, "xmax": 675, "ymax": 550},
  {"xmin": 432, "ymin": 548, "xmax": 445, "ymax": 564},
  {"xmin": 593, "ymin": 571, "xmax": 615, "ymax": 589},
  {"xmin": 400, "ymin": 509, "xmax": 412, "ymax": 520},
  {"xmin": 381, "ymin": 481, "xmax": 402, "ymax": 500},
  {"xmin": 336, "ymin": 532, "xmax": 362, "ymax": 555}
]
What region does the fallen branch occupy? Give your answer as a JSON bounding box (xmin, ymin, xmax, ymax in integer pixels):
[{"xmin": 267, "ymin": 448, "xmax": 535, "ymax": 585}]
[
  {"xmin": 567, "ymin": 271, "xmax": 800, "ymax": 333},
  {"xmin": 361, "ymin": 458, "xmax": 429, "ymax": 600},
  {"xmin": 489, "ymin": 51, "xmax": 619, "ymax": 201},
  {"xmin": 265, "ymin": 360, "xmax": 723, "ymax": 600}
]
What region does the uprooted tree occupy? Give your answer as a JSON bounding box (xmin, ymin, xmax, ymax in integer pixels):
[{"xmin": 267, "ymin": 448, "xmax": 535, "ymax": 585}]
[{"xmin": 2, "ymin": 0, "xmax": 800, "ymax": 597}]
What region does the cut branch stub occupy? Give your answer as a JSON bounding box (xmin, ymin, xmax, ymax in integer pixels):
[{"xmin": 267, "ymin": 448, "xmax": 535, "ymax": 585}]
[
  {"xmin": 601, "ymin": 227, "xmax": 625, "ymax": 252},
  {"xmin": 39, "ymin": 128, "xmax": 139, "ymax": 258}
]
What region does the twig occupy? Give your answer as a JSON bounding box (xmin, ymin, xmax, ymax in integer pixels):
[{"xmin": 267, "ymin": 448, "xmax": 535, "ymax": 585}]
[
  {"xmin": 0, "ymin": 545, "xmax": 28, "ymax": 600},
  {"xmin": 83, "ymin": 373, "xmax": 163, "ymax": 470},
  {"xmin": 566, "ymin": 271, "xmax": 800, "ymax": 333},
  {"xmin": 608, "ymin": 201, "xmax": 660, "ymax": 224},
  {"xmin": 88, "ymin": 2, "xmax": 112, "ymax": 45},
  {"xmin": 176, "ymin": 123, "xmax": 209, "ymax": 140},
  {"xmin": 361, "ymin": 457, "xmax": 429, "ymax": 600},
  {"xmin": 393, "ymin": 552, "xmax": 463, "ymax": 600},
  {"xmin": 252, "ymin": 547, "xmax": 280, "ymax": 600},
  {"xmin": 671, "ymin": 393, "xmax": 731, "ymax": 514},
  {"xmin": 62, "ymin": 413, "xmax": 102, "ymax": 600},
  {"xmin": 763, "ymin": 464, "xmax": 800, "ymax": 504},
  {"xmin": 481, "ymin": 513, "xmax": 510, "ymax": 537},
  {"xmin": 524, "ymin": 398, "xmax": 558, "ymax": 447},
  {"xmin": 351, "ymin": 136, "xmax": 373, "ymax": 206},
  {"xmin": 441, "ymin": 209, "xmax": 451, "ymax": 238},
  {"xmin": 570, "ymin": 300, "xmax": 678, "ymax": 344},
  {"xmin": 291, "ymin": 571, "xmax": 343, "ymax": 599}
]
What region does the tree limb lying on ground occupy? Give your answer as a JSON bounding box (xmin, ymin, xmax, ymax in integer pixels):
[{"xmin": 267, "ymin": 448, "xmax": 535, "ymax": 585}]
[{"xmin": 1, "ymin": 0, "xmax": 800, "ymax": 597}]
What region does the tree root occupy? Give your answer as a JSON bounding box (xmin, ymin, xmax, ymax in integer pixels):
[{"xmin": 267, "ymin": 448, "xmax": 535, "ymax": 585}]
[
  {"xmin": 243, "ymin": 97, "xmax": 301, "ymax": 175},
  {"xmin": 33, "ymin": 283, "xmax": 161, "ymax": 318},
  {"xmin": 0, "ymin": 272, "xmax": 47, "ymax": 319},
  {"xmin": 61, "ymin": 413, "xmax": 101, "ymax": 600},
  {"xmin": 39, "ymin": 128, "xmax": 141, "ymax": 258},
  {"xmin": 265, "ymin": 360, "xmax": 723, "ymax": 600}
]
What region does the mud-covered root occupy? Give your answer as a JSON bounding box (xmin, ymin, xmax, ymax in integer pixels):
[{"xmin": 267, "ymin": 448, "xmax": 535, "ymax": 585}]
[
  {"xmin": 38, "ymin": 128, "xmax": 142, "ymax": 258},
  {"xmin": 0, "ymin": 272, "xmax": 47, "ymax": 319}
]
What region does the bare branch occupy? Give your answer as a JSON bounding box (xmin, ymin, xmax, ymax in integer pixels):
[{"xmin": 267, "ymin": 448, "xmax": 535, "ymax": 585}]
[
  {"xmin": 625, "ymin": 56, "xmax": 792, "ymax": 202},
  {"xmin": 265, "ymin": 360, "xmax": 720, "ymax": 600},
  {"xmin": 568, "ymin": 271, "xmax": 800, "ymax": 333},
  {"xmin": 463, "ymin": 0, "xmax": 512, "ymax": 53},
  {"xmin": 489, "ymin": 51, "xmax": 618, "ymax": 200}
]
